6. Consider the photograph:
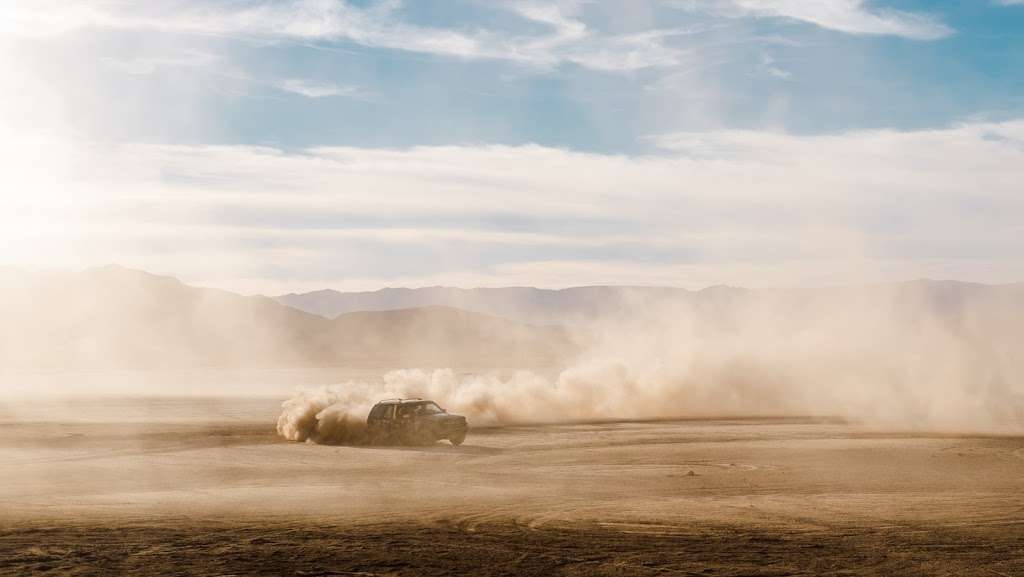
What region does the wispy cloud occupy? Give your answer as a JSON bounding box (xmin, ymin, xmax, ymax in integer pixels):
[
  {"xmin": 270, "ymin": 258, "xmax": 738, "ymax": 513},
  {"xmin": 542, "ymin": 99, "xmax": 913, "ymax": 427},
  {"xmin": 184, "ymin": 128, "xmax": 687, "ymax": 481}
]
[
  {"xmin": 509, "ymin": 1, "xmax": 589, "ymax": 42},
  {"xmin": 668, "ymin": 0, "xmax": 954, "ymax": 40},
  {"xmin": 4, "ymin": 121, "xmax": 1023, "ymax": 291},
  {"xmin": 7, "ymin": 0, "xmax": 951, "ymax": 90},
  {"xmin": 4, "ymin": 0, "xmax": 697, "ymax": 72},
  {"xmin": 756, "ymin": 53, "xmax": 791, "ymax": 78},
  {"xmin": 277, "ymin": 78, "xmax": 366, "ymax": 99}
]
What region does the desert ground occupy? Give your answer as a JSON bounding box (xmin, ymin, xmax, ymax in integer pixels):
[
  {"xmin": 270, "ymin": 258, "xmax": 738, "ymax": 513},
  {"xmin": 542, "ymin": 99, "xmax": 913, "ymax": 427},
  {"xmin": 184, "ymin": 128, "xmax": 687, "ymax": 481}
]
[{"xmin": 1, "ymin": 396, "xmax": 1023, "ymax": 576}]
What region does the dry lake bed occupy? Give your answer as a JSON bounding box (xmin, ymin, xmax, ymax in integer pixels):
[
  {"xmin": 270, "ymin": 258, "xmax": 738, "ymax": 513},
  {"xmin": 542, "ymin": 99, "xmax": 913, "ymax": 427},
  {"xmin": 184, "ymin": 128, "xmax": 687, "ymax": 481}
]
[{"xmin": 1, "ymin": 396, "xmax": 1022, "ymax": 576}]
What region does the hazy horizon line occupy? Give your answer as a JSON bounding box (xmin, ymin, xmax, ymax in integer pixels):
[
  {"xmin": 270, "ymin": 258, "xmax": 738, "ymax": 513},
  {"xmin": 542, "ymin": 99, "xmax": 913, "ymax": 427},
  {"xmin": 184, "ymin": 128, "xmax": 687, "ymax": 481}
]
[{"xmin": 5, "ymin": 263, "xmax": 1023, "ymax": 299}]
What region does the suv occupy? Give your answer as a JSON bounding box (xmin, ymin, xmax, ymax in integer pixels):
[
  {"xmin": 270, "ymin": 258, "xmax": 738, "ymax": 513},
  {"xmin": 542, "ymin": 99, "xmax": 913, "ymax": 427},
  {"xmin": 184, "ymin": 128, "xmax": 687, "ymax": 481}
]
[{"xmin": 366, "ymin": 399, "xmax": 468, "ymax": 446}]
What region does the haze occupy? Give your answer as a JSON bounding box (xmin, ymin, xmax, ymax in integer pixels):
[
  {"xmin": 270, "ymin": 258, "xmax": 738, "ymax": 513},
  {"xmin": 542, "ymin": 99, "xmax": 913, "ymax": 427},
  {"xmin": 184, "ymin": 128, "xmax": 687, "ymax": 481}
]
[{"xmin": 2, "ymin": 2, "xmax": 1024, "ymax": 576}]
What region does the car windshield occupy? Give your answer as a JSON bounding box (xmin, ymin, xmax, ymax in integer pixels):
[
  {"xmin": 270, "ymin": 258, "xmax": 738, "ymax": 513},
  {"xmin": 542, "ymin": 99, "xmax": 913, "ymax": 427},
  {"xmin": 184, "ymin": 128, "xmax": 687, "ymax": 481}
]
[{"xmin": 417, "ymin": 402, "xmax": 445, "ymax": 414}]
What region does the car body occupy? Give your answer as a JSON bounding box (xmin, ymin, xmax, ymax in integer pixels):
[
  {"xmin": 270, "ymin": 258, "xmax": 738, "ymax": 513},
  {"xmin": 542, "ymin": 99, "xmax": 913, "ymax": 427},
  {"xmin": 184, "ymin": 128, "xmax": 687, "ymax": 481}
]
[{"xmin": 366, "ymin": 399, "xmax": 468, "ymax": 446}]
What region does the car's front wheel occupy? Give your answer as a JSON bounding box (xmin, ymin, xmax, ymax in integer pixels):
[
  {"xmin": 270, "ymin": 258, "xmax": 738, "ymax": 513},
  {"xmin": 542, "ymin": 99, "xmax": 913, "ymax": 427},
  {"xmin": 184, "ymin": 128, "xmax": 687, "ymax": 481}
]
[{"xmin": 449, "ymin": 431, "xmax": 466, "ymax": 446}]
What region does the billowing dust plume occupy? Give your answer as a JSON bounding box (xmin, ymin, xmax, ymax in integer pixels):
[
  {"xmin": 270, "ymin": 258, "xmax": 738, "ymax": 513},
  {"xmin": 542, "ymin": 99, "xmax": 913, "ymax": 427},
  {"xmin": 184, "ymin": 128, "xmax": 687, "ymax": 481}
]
[{"xmin": 279, "ymin": 283, "xmax": 1024, "ymax": 443}]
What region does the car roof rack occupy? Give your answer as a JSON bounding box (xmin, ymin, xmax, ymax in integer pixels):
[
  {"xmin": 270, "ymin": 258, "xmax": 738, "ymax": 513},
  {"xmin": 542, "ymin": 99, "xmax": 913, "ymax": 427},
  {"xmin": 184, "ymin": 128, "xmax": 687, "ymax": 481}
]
[{"xmin": 377, "ymin": 397, "xmax": 424, "ymax": 403}]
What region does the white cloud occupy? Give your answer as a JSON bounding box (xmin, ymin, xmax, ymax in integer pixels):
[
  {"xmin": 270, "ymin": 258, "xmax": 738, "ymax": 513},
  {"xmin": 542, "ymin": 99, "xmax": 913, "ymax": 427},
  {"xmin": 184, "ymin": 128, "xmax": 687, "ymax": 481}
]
[
  {"xmin": 756, "ymin": 53, "xmax": 791, "ymax": 78},
  {"xmin": 3, "ymin": 121, "xmax": 1023, "ymax": 292},
  {"xmin": 503, "ymin": 1, "xmax": 694, "ymax": 70},
  {"xmin": 668, "ymin": 0, "xmax": 954, "ymax": 40},
  {"xmin": 2, "ymin": 0, "xmax": 694, "ymax": 72},
  {"xmin": 277, "ymin": 78, "xmax": 365, "ymax": 99},
  {"xmin": 509, "ymin": 1, "xmax": 589, "ymax": 42}
]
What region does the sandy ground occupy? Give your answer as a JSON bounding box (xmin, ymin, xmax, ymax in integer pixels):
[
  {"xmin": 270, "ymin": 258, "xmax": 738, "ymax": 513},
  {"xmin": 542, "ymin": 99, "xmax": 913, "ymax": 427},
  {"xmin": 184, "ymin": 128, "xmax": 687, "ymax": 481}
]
[{"xmin": 1, "ymin": 397, "xmax": 1023, "ymax": 576}]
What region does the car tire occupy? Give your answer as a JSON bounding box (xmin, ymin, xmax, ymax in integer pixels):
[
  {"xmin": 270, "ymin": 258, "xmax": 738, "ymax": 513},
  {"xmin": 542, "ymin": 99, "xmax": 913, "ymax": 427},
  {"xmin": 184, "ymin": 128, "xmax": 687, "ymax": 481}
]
[{"xmin": 449, "ymin": 431, "xmax": 466, "ymax": 446}]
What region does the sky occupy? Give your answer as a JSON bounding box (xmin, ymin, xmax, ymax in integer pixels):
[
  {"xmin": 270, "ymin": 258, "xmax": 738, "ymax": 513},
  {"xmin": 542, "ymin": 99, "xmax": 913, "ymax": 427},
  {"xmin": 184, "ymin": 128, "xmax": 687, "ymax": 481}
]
[{"xmin": 1, "ymin": 0, "xmax": 1023, "ymax": 294}]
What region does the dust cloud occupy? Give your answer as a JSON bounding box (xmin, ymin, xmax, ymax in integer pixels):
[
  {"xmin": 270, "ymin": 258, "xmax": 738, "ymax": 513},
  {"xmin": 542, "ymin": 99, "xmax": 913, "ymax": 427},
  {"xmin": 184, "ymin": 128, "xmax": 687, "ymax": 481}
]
[
  {"xmin": 277, "ymin": 387, "xmax": 371, "ymax": 444},
  {"xmin": 279, "ymin": 283, "xmax": 1024, "ymax": 442}
]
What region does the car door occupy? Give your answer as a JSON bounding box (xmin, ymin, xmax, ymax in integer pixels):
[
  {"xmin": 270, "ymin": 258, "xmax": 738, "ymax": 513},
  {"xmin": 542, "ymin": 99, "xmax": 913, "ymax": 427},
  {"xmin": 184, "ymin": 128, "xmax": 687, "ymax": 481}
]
[
  {"xmin": 368, "ymin": 404, "xmax": 384, "ymax": 427},
  {"xmin": 395, "ymin": 404, "xmax": 416, "ymax": 439},
  {"xmin": 380, "ymin": 404, "xmax": 397, "ymax": 440}
]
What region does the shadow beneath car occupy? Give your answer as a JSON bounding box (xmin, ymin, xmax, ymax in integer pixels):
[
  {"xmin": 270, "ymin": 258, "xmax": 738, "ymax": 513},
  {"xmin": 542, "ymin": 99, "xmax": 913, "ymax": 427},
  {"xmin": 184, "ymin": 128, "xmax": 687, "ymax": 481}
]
[{"xmin": 360, "ymin": 443, "xmax": 503, "ymax": 456}]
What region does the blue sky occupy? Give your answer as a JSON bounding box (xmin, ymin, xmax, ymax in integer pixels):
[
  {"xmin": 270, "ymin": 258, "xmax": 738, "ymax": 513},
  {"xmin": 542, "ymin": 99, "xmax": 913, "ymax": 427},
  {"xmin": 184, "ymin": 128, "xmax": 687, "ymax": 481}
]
[{"xmin": 2, "ymin": 1, "xmax": 1023, "ymax": 292}]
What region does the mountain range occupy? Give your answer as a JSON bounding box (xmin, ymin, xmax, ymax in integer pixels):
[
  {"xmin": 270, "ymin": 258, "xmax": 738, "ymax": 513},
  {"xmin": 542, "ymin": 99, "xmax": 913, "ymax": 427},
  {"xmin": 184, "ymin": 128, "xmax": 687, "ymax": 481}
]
[
  {"xmin": 276, "ymin": 285, "xmax": 744, "ymax": 325},
  {"xmin": 276, "ymin": 281, "xmax": 1024, "ymax": 326},
  {"xmin": 1, "ymin": 265, "xmax": 1021, "ymax": 370},
  {"xmin": 0, "ymin": 266, "xmax": 578, "ymax": 369}
]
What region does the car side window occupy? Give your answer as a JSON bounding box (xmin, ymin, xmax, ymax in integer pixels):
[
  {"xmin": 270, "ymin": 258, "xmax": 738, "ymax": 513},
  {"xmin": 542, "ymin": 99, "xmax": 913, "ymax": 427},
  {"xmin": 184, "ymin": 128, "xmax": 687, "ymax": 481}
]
[
  {"xmin": 383, "ymin": 405, "xmax": 396, "ymax": 420},
  {"xmin": 369, "ymin": 405, "xmax": 384, "ymax": 420}
]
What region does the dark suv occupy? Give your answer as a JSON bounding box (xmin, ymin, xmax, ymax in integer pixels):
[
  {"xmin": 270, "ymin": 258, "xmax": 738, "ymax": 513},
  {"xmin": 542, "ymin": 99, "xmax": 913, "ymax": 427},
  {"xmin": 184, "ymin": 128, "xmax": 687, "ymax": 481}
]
[{"xmin": 366, "ymin": 399, "xmax": 468, "ymax": 446}]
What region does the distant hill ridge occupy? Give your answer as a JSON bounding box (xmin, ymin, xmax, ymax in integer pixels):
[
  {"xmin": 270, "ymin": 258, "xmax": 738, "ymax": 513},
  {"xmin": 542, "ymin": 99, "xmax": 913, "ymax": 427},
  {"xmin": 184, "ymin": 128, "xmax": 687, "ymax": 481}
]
[
  {"xmin": 276, "ymin": 280, "xmax": 1024, "ymax": 324},
  {"xmin": 0, "ymin": 266, "xmax": 578, "ymax": 369},
  {"xmin": 276, "ymin": 284, "xmax": 749, "ymax": 324},
  {"xmin": 2, "ymin": 266, "xmax": 1022, "ymax": 370}
]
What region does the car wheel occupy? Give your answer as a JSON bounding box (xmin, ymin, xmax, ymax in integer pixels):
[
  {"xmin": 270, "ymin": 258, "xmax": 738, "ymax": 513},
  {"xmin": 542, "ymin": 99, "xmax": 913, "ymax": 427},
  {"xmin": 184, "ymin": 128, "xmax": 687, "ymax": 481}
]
[{"xmin": 449, "ymin": 431, "xmax": 466, "ymax": 446}]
